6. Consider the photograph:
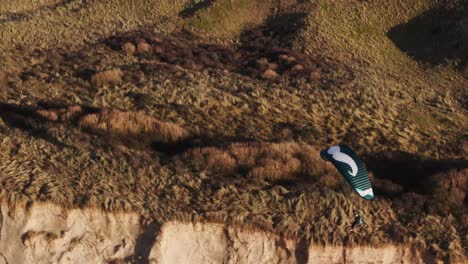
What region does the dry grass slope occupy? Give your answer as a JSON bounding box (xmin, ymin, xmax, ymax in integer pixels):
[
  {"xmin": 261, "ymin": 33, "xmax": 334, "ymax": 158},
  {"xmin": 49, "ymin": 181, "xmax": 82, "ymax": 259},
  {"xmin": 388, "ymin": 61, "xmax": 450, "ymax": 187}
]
[
  {"xmin": 0, "ymin": 0, "xmax": 189, "ymax": 50},
  {"xmin": 184, "ymin": 142, "xmax": 336, "ymax": 182},
  {"xmin": 0, "ymin": 0, "xmax": 466, "ymax": 262},
  {"xmin": 91, "ymin": 69, "xmax": 124, "ymax": 86},
  {"xmin": 37, "ymin": 106, "xmax": 189, "ymax": 143}
]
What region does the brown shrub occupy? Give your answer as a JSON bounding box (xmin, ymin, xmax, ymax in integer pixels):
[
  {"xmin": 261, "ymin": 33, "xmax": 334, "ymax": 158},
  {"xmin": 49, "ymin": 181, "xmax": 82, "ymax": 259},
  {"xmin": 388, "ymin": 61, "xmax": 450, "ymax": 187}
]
[
  {"xmin": 122, "ymin": 42, "xmax": 136, "ymax": 56},
  {"xmin": 268, "ymin": 63, "xmax": 278, "ymax": 70},
  {"xmin": 188, "ymin": 147, "xmax": 237, "ymax": 174},
  {"xmin": 228, "ymin": 142, "xmax": 262, "ymax": 167},
  {"xmin": 292, "ymin": 64, "xmax": 304, "ymax": 71},
  {"xmin": 137, "ymin": 39, "xmax": 152, "ymax": 54},
  {"xmin": 184, "ymin": 142, "xmax": 336, "ymax": 181},
  {"xmin": 256, "ymin": 57, "xmax": 269, "ymax": 66},
  {"xmin": 262, "ymin": 69, "xmax": 279, "ymax": 79},
  {"xmin": 278, "ymin": 54, "xmax": 296, "ymax": 65},
  {"xmin": 278, "ymin": 54, "xmax": 289, "ymax": 62},
  {"xmin": 206, "ymin": 150, "xmax": 236, "ymax": 173},
  {"xmin": 91, "ymin": 69, "xmax": 124, "ymax": 86},
  {"xmin": 154, "ymin": 46, "xmax": 164, "ymax": 54},
  {"xmin": 151, "ymin": 36, "xmax": 163, "ymax": 44},
  {"xmin": 286, "ymin": 56, "xmax": 296, "ymax": 64},
  {"xmin": 37, "ymin": 105, "xmax": 84, "ymax": 122},
  {"xmin": 36, "ymin": 109, "xmax": 58, "ymax": 121},
  {"xmin": 310, "ymin": 70, "xmax": 321, "ymax": 80}
]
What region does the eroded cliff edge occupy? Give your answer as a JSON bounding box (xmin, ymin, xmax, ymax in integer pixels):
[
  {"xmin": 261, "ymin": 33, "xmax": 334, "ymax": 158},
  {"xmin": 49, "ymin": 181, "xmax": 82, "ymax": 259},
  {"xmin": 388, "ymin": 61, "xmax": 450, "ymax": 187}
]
[{"xmin": 0, "ymin": 203, "xmax": 431, "ymax": 264}]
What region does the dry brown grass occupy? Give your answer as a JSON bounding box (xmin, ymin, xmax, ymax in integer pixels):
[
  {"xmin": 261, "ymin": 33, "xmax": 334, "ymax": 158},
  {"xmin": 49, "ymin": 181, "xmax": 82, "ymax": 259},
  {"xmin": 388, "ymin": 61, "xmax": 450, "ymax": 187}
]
[
  {"xmin": 0, "ymin": 0, "xmax": 466, "ymax": 261},
  {"xmin": 425, "ymin": 168, "xmax": 467, "ymax": 217},
  {"xmin": 91, "ymin": 69, "xmax": 124, "ymax": 86},
  {"xmin": 0, "ymin": 0, "xmax": 62, "ymax": 13},
  {"xmin": 37, "ymin": 105, "xmax": 83, "ymax": 122},
  {"xmin": 184, "ymin": 142, "xmax": 335, "ymax": 181},
  {"xmin": 0, "ymin": 0, "xmax": 188, "ymax": 50},
  {"xmin": 79, "ymin": 109, "xmax": 189, "ymax": 143},
  {"xmin": 37, "ymin": 106, "xmax": 189, "ymax": 143},
  {"xmin": 429, "ymin": 168, "xmax": 468, "ymax": 191}
]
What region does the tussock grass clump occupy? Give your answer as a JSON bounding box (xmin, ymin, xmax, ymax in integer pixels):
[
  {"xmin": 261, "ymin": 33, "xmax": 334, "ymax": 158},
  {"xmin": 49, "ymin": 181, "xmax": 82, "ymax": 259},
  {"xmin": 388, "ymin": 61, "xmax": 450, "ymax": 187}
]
[
  {"xmin": 79, "ymin": 109, "xmax": 189, "ymax": 143},
  {"xmin": 184, "ymin": 142, "xmax": 336, "ymax": 181},
  {"xmin": 91, "ymin": 69, "xmax": 124, "ymax": 86},
  {"xmin": 37, "ymin": 106, "xmax": 189, "ymax": 143},
  {"xmin": 37, "ymin": 105, "xmax": 83, "ymax": 122}
]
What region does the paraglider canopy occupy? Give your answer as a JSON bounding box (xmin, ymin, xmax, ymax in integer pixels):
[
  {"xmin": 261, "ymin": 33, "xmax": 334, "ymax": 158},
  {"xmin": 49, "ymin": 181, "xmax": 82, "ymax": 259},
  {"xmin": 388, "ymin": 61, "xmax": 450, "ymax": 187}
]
[{"xmin": 320, "ymin": 144, "xmax": 374, "ymax": 200}]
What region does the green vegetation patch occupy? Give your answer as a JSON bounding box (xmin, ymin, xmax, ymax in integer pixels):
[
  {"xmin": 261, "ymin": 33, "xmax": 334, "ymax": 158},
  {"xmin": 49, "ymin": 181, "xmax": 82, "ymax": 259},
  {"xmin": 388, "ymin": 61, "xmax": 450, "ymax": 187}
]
[{"xmin": 187, "ymin": 0, "xmax": 272, "ymax": 36}]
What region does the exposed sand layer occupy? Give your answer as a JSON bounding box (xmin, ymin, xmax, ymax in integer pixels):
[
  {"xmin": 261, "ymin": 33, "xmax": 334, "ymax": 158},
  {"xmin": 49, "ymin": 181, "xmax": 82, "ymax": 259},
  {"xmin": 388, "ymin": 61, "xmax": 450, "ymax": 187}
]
[
  {"xmin": 0, "ymin": 203, "xmax": 431, "ymax": 263},
  {"xmin": 0, "ymin": 203, "xmax": 140, "ymax": 263}
]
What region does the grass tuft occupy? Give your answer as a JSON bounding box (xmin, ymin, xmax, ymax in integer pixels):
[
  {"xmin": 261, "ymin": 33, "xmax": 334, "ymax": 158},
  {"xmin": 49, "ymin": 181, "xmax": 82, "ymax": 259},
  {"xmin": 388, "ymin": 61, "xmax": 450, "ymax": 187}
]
[{"xmin": 91, "ymin": 69, "xmax": 124, "ymax": 86}]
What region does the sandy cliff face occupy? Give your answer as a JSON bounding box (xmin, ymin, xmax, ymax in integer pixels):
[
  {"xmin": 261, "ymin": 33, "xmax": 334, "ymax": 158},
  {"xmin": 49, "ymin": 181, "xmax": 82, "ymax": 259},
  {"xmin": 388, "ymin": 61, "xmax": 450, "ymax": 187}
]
[
  {"xmin": 307, "ymin": 245, "xmax": 425, "ymax": 264},
  {"xmin": 150, "ymin": 222, "xmax": 297, "ymax": 264},
  {"xmin": 0, "ymin": 203, "xmax": 141, "ymax": 263},
  {"xmin": 0, "ymin": 204, "xmax": 427, "ymax": 264}
]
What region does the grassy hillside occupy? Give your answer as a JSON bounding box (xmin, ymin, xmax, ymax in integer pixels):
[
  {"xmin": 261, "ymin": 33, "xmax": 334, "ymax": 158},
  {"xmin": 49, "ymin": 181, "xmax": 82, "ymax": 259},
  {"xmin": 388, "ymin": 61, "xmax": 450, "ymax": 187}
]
[{"xmin": 0, "ymin": 0, "xmax": 466, "ymax": 262}]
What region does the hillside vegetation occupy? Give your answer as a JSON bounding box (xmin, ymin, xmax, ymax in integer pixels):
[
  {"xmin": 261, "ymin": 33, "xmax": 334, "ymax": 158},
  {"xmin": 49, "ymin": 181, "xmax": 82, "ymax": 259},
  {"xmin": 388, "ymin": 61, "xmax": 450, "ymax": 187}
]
[{"xmin": 0, "ymin": 0, "xmax": 466, "ymax": 262}]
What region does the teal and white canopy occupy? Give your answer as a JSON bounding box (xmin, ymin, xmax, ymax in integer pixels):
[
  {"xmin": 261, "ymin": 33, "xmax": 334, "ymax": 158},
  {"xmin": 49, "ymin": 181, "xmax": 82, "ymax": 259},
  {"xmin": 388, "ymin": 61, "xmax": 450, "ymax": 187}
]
[{"xmin": 320, "ymin": 144, "xmax": 374, "ymax": 200}]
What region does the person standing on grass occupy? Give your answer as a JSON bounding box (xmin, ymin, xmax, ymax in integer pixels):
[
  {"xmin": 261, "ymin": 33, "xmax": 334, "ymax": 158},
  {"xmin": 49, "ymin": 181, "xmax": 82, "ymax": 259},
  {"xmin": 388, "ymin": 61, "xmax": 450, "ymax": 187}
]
[{"xmin": 350, "ymin": 213, "xmax": 364, "ymax": 231}]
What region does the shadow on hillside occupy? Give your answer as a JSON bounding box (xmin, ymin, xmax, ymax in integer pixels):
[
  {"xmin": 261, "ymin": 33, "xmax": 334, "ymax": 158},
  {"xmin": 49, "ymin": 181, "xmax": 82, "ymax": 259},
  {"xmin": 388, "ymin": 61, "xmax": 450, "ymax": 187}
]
[
  {"xmin": 387, "ymin": 4, "xmax": 467, "ymax": 69},
  {"xmin": 0, "ymin": 102, "xmax": 191, "ymax": 153},
  {"xmin": 365, "ymin": 151, "xmax": 468, "ymax": 194},
  {"xmin": 0, "ymin": 102, "xmax": 71, "ymax": 148},
  {"xmin": 0, "ymin": 101, "xmax": 259, "ymax": 157},
  {"xmin": 239, "ymin": 12, "xmax": 308, "ymax": 50},
  {"xmin": 3, "ymin": 102, "xmax": 467, "ymax": 197},
  {"xmin": 179, "ymin": 0, "xmax": 215, "ymax": 18}
]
